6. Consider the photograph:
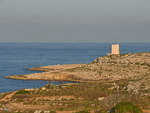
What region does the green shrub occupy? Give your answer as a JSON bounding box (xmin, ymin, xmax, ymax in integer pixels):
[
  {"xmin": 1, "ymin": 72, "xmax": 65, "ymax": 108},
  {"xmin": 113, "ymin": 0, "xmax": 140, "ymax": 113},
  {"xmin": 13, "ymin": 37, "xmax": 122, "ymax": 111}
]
[
  {"xmin": 111, "ymin": 102, "xmax": 143, "ymax": 113},
  {"xmin": 94, "ymin": 110, "xmax": 107, "ymax": 113},
  {"xmin": 15, "ymin": 90, "xmax": 30, "ymax": 95},
  {"xmin": 50, "ymin": 110, "xmax": 56, "ymax": 113},
  {"xmin": 74, "ymin": 110, "xmax": 90, "ymax": 113}
]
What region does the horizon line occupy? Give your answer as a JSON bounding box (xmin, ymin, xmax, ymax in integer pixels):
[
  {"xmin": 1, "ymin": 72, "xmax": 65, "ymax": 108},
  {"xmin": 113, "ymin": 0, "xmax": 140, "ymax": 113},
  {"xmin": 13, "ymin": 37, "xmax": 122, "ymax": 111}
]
[{"xmin": 0, "ymin": 42, "xmax": 150, "ymax": 44}]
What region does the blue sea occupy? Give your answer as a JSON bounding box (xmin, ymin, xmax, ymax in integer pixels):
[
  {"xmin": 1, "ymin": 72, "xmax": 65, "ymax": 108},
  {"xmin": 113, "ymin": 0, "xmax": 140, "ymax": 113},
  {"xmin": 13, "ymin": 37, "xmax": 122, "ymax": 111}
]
[{"xmin": 0, "ymin": 43, "xmax": 150, "ymax": 93}]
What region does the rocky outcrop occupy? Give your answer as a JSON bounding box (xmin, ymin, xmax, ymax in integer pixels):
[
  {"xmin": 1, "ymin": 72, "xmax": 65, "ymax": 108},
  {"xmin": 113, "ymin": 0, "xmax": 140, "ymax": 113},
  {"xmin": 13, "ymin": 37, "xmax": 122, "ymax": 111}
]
[
  {"xmin": 6, "ymin": 52, "xmax": 150, "ymax": 82},
  {"xmin": 93, "ymin": 52, "xmax": 150, "ymax": 65}
]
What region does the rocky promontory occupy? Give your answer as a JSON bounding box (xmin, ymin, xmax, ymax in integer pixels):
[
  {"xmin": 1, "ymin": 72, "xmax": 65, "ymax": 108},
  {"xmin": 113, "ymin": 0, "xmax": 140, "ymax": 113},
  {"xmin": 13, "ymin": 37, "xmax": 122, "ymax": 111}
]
[
  {"xmin": 2, "ymin": 52, "xmax": 150, "ymax": 112},
  {"xmin": 6, "ymin": 52, "xmax": 150, "ymax": 82}
]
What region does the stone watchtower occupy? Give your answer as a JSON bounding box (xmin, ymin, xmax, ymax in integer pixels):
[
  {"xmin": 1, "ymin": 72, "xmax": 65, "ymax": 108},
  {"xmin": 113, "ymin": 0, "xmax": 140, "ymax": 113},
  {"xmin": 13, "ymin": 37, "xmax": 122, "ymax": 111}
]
[{"xmin": 111, "ymin": 44, "xmax": 120, "ymax": 55}]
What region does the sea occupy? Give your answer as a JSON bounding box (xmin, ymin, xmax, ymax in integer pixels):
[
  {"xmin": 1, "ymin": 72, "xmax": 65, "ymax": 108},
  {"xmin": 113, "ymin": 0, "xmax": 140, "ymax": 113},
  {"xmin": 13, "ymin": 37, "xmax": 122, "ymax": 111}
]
[{"xmin": 0, "ymin": 43, "xmax": 150, "ymax": 93}]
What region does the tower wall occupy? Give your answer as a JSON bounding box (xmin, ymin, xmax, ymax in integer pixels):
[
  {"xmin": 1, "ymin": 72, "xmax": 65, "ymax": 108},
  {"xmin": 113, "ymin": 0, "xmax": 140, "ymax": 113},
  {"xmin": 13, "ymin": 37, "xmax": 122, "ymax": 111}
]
[{"xmin": 111, "ymin": 44, "xmax": 120, "ymax": 55}]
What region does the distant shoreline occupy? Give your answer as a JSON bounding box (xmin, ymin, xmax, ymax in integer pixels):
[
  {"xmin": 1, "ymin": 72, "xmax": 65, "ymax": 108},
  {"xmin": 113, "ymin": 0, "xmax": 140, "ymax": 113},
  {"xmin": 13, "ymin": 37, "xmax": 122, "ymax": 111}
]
[{"xmin": 6, "ymin": 52, "xmax": 150, "ymax": 83}]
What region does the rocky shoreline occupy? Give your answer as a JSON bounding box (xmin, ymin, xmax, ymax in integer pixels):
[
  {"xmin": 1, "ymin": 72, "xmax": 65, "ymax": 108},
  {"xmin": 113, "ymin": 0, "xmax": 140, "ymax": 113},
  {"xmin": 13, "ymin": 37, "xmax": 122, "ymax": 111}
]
[
  {"xmin": 6, "ymin": 52, "xmax": 150, "ymax": 82},
  {"xmin": 6, "ymin": 64, "xmax": 87, "ymax": 82},
  {"xmin": 5, "ymin": 52, "xmax": 150, "ymax": 95},
  {"xmin": 1, "ymin": 52, "xmax": 150, "ymax": 113}
]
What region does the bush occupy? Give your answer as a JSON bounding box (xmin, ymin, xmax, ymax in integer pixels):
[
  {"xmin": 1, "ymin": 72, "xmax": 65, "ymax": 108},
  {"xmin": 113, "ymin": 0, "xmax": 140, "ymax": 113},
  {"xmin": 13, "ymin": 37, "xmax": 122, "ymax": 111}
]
[
  {"xmin": 74, "ymin": 110, "xmax": 90, "ymax": 113},
  {"xmin": 50, "ymin": 110, "xmax": 56, "ymax": 113},
  {"xmin": 15, "ymin": 90, "xmax": 30, "ymax": 95},
  {"xmin": 110, "ymin": 102, "xmax": 143, "ymax": 113},
  {"xmin": 94, "ymin": 110, "xmax": 107, "ymax": 113}
]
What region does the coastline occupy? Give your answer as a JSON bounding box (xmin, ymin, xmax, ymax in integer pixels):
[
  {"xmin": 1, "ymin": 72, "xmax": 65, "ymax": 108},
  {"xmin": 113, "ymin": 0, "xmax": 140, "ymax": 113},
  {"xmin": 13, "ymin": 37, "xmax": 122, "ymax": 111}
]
[
  {"xmin": 5, "ymin": 64, "xmax": 89, "ymax": 82},
  {"xmin": 1, "ymin": 52, "xmax": 150, "ymax": 112},
  {"xmin": 5, "ymin": 52, "xmax": 150, "ymax": 82}
]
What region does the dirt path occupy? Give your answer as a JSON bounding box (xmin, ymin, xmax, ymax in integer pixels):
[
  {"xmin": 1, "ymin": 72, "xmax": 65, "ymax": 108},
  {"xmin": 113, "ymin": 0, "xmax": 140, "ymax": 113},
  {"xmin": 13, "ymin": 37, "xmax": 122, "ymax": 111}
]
[{"xmin": 0, "ymin": 92, "xmax": 16, "ymax": 102}]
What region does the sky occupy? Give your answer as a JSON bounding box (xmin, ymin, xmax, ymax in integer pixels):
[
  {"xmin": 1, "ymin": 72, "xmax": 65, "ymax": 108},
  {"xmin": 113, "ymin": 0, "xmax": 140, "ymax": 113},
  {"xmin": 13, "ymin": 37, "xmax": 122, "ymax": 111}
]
[{"xmin": 0, "ymin": 0, "xmax": 150, "ymax": 43}]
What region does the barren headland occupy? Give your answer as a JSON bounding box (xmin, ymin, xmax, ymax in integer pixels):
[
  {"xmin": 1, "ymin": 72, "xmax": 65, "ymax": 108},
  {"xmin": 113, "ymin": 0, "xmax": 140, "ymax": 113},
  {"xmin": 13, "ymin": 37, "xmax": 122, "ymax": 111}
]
[{"xmin": 1, "ymin": 52, "xmax": 150, "ymax": 113}]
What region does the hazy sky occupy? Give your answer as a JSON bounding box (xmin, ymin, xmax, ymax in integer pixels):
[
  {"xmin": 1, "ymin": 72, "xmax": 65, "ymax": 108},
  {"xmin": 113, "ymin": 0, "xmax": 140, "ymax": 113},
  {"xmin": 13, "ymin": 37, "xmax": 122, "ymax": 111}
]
[{"xmin": 0, "ymin": 0, "xmax": 150, "ymax": 42}]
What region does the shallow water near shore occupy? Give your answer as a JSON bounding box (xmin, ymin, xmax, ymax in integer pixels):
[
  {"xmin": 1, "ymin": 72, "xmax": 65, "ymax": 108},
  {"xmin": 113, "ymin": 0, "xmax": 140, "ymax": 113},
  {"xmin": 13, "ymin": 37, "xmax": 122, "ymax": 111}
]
[{"xmin": 0, "ymin": 43, "xmax": 150, "ymax": 93}]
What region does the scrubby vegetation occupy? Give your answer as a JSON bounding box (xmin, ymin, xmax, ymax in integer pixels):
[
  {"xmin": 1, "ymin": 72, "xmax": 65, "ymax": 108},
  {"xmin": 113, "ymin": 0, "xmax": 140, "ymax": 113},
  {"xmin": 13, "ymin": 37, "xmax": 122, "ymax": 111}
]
[
  {"xmin": 111, "ymin": 102, "xmax": 143, "ymax": 113},
  {"xmin": 15, "ymin": 90, "xmax": 30, "ymax": 95},
  {"xmin": 0, "ymin": 81, "xmax": 149, "ymax": 113}
]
